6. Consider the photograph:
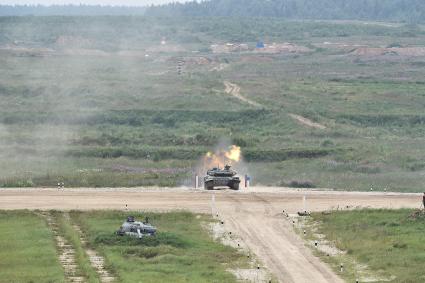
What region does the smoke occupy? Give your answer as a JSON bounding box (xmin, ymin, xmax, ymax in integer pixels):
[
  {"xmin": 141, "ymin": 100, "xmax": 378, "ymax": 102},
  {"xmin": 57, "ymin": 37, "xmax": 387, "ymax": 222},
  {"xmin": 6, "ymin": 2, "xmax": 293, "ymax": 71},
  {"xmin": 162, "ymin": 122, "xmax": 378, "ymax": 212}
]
[{"xmin": 194, "ymin": 138, "xmax": 249, "ymax": 180}]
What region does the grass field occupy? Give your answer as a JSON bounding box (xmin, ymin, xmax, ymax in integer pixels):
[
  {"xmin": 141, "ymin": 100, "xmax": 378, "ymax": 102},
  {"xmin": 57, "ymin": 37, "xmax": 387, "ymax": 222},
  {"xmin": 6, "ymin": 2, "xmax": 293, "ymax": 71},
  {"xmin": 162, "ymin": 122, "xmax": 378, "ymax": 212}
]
[
  {"xmin": 71, "ymin": 211, "xmax": 248, "ymax": 283},
  {"xmin": 0, "ymin": 210, "xmax": 249, "ymax": 283},
  {"xmin": 310, "ymin": 209, "xmax": 425, "ymax": 283},
  {"xmin": 0, "ymin": 211, "xmax": 65, "ymax": 283},
  {"xmin": 1, "ymin": 16, "xmax": 425, "ymax": 191}
]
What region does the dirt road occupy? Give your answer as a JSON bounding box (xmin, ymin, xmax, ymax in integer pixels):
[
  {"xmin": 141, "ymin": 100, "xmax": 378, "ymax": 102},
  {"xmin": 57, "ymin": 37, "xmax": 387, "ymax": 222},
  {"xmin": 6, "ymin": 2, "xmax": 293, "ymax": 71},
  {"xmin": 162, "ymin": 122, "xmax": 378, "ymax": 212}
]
[
  {"xmin": 224, "ymin": 81, "xmax": 262, "ymax": 107},
  {"xmin": 289, "ymin": 113, "xmax": 327, "ymax": 130},
  {"xmin": 0, "ymin": 187, "xmax": 420, "ymax": 283}
]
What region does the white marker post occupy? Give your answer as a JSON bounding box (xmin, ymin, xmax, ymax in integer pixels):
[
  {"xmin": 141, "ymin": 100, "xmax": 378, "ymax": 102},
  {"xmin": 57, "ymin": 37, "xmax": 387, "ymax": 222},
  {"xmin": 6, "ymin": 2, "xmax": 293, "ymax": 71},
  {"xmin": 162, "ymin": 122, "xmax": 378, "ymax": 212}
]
[
  {"xmin": 303, "ymin": 194, "xmax": 307, "ymax": 212},
  {"xmin": 195, "ymin": 175, "xmax": 199, "ymax": 189}
]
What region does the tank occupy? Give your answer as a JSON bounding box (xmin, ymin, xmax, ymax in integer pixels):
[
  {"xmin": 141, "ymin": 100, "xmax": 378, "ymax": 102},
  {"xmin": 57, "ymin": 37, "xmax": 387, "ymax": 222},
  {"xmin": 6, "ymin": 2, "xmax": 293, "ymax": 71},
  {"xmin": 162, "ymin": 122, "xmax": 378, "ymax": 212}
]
[
  {"xmin": 204, "ymin": 165, "xmax": 240, "ymax": 190},
  {"xmin": 116, "ymin": 216, "xmax": 157, "ymax": 238}
]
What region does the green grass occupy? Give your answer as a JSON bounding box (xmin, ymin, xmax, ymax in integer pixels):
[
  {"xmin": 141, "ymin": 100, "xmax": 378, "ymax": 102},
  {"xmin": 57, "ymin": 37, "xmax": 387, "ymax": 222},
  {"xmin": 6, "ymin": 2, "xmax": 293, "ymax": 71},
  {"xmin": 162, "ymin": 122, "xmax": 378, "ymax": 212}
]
[
  {"xmin": 0, "ymin": 211, "xmax": 65, "ymax": 283},
  {"xmin": 0, "ymin": 210, "xmax": 248, "ymax": 282},
  {"xmin": 310, "ymin": 209, "xmax": 425, "ymax": 283},
  {"xmin": 71, "ymin": 211, "xmax": 248, "ymax": 283}
]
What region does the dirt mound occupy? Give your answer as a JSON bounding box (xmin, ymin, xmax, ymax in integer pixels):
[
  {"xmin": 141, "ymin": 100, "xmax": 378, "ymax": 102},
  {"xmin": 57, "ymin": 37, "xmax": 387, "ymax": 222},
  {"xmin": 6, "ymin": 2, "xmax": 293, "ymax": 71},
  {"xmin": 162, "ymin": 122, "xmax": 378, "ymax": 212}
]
[
  {"xmin": 211, "ymin": 43, "xmax": 249, "ymax": 53},
  {"xmin": 352, "ymin": 47, "xmax": 425, "ymax": 57},
  {"xmin": 256, "ymin": 42, "xmax": 311, "ymax": 54}
]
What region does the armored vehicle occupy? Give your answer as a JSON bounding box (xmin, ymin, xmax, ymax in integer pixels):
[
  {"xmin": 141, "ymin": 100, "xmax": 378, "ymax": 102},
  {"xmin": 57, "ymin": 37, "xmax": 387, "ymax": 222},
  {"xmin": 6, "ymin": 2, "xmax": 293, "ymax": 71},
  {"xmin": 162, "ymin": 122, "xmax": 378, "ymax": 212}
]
[
  {"xmin": 204, "ymin": 165, "xmax": 240, "ymax": 190},
  {"xmin": 116, "ymin": 216, "xmax": 156, "ymax": 238}
]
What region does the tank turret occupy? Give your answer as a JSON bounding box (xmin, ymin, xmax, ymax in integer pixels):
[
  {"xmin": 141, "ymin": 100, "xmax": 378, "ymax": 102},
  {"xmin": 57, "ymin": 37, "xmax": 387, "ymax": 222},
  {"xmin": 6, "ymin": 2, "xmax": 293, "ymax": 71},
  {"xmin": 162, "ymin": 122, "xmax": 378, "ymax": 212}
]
[{"xmin": 204, "ymin": 165, "xmax": 240, "ymax": 190}]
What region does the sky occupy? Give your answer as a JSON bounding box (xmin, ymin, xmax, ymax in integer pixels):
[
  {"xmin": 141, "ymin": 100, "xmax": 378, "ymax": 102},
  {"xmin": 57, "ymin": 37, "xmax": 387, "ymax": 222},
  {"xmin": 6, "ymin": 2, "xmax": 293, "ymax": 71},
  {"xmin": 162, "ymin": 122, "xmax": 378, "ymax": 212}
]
[{"xmin": 0, "ymin": 0, "xmax": 189, "ymax": 6}]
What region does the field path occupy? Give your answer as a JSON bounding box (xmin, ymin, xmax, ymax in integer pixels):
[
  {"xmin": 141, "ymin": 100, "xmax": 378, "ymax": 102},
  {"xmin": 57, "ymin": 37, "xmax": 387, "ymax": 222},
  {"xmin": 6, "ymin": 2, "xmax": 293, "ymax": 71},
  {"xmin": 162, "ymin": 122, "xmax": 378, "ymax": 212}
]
[
  {"xmin": 72, "ymin": 223, "xmax": 115, "ymax": 283},
  {"xmin": 39, "ymin": 212, "xmax": 85, "ymax": 283},
  {"xmin": 4, "ymin": 187, "xmax": 420, "ymax": 283},
  {"xmin": 289, "ymin": 113, "xmax": 327, "ymax": 129},
  {"xmin": 224, "ymin": 81, "xmax": 262, "ymax": 107}
]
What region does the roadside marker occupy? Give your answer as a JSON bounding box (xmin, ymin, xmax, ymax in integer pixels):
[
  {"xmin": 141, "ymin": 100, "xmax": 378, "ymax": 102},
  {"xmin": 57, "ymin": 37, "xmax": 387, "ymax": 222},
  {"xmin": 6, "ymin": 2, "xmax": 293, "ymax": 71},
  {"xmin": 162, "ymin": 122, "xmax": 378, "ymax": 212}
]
[{"xmin": 195, "ymin": 175, "xmax": 199, "ymax": 189}]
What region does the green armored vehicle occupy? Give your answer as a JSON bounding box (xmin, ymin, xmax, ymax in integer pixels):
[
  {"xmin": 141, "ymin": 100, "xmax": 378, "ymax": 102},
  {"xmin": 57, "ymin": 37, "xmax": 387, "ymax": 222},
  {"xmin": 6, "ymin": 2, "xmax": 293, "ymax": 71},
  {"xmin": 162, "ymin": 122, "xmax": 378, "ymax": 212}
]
[{"xmin": 204, "ymin": 165, "xmax": 240, "ymax": 190}]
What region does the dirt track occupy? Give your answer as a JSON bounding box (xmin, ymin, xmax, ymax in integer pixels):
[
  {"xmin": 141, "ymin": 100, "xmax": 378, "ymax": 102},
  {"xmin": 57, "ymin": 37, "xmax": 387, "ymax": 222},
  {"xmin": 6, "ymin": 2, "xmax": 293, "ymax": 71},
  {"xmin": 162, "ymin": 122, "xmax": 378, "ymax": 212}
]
[
  {"xmin": 0, "ymin": 187, "xmax": 420, "ymax": 283},
  {"xmin": 224, "ymin": 81, "xmax": 262, "ymax": 107},
  {"xmin": 289, "ymin": 113, "xmax": 327, "ymax": 129}
]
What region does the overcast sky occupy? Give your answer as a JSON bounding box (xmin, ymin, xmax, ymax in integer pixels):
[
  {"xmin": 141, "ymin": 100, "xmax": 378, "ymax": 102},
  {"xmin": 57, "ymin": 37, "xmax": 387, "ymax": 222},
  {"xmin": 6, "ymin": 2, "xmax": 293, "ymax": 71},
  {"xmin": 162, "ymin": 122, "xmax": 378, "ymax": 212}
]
[{"xmin": 0, "ymin": 0, "xmax": 189, "ymax": 6}]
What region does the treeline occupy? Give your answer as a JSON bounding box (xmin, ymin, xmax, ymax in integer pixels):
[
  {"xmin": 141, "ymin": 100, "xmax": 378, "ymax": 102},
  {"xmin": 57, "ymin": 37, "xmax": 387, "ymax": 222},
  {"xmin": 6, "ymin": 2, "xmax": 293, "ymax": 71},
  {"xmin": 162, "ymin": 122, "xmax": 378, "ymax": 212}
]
[
  {"xmin": 0, "ymin": 5, "xmax": 146, "ymax": 16},
  {"xmin": 148, "ymin": 0, "xmax": 425, "ymax": 23}
]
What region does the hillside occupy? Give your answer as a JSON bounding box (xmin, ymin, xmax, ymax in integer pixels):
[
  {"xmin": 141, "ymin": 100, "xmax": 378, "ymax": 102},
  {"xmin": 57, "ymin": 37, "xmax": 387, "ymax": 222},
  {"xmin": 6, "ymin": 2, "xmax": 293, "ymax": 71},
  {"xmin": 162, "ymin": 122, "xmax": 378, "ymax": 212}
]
[{"xmin": 1, "ymin": 16, "xmax": 425, "ymax": 190}]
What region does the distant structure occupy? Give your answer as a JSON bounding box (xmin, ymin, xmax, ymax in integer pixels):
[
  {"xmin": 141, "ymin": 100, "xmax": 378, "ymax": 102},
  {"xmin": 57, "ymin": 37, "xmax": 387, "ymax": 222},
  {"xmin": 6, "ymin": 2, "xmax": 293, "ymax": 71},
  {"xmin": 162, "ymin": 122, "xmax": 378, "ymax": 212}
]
[
  {"xmin": 210, "ymin": 43, "xmax": 249, "ymax": 54},
  {"xmin": 255, "ymin": 42, "xmax": 311, "ymax": 54},
  {"xmin": 210, "ymin": 41, "xmax": 310, "ymax": 54}
]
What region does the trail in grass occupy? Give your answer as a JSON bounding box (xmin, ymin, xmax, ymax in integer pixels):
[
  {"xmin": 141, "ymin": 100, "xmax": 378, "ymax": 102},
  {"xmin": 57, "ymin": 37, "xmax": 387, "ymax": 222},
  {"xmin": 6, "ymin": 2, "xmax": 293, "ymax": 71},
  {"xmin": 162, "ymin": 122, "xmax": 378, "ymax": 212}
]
[
  {"xmin": 289, "ymin": 114, "xmax": 327, "ymax": 129},
  {"xmin": 72, "ymin": 222, "xmax": 115, "ymax": 283},
  {"xmin": 223, "ymin": 81, "xmax": 263, "ymax": 107},
  {"xmin": 40, "ymin": 212, "xmax": 85, "ymax": 283}
]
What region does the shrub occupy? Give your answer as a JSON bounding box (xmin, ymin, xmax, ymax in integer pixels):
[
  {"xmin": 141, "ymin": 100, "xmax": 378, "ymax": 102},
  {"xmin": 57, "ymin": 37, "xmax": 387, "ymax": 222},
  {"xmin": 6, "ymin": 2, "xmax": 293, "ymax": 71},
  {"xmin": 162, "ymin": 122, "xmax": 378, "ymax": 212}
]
[{"xmin": 94, "ymin": 232, "xmax": 187, "ymax": 248}]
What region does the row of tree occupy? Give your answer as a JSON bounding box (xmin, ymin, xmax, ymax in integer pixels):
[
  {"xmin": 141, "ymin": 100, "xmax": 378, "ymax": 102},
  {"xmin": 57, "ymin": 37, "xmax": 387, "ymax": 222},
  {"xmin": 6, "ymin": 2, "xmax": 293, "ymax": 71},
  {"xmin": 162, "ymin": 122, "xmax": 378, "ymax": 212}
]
[
  {"xmin": 0, "ymin": 5, "xmax": 146, "ymax": 16},
  {"xmin": 148, "ymin": 0, "xmax": 425, "ymax": 23},
  {"xmin": 1, "ymin": 1, "xmax": 423, "ymax": 23}
]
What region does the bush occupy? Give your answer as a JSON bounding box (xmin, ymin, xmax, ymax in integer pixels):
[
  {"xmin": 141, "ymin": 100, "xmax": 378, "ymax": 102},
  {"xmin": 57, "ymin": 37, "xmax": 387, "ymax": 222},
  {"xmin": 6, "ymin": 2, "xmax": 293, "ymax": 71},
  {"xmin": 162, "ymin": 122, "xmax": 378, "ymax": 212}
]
[{"xmin": 94, "ymin": 232, "xmax": 188, "ymax": 248}]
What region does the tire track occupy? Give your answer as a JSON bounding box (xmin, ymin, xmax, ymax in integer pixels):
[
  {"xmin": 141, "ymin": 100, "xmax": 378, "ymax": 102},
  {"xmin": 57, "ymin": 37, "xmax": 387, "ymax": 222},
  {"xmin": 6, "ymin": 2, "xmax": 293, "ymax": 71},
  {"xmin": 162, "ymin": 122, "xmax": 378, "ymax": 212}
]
[
  {"xmin": 72, "ymin": 223, "xmax": 115, "ymax": 283},
  {"xmin": 224, "ymin": 81, "xmax": 263, "ymax": 107},
  {"xmin": 289, "ymin": 114, "xmax": 326, "ymax": 129},
  {"xmin": 39, "ymin": 212, "xmax": 85, "ymax": 283}
]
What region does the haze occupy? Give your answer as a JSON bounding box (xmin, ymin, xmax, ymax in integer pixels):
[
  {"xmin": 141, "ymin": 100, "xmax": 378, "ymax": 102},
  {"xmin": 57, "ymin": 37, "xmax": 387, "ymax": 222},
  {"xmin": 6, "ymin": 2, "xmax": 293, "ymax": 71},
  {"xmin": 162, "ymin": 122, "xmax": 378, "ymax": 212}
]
[{"xmin": 0, "ymin": 0, "xmax": 187, "ymax": 6}]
